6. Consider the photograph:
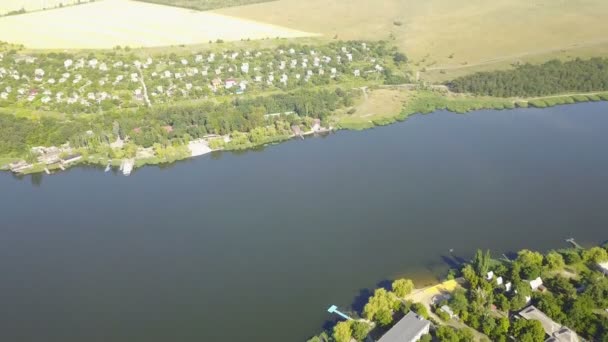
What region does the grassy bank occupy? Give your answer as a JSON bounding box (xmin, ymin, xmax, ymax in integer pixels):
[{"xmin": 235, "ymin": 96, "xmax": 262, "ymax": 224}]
[
  {"xmin": 6, "ymin": 90, "xmax": 608, "ymax": 177},
  {"xmin": 334, "ymin": 89, "xmax": 608, "ymax": 131}
]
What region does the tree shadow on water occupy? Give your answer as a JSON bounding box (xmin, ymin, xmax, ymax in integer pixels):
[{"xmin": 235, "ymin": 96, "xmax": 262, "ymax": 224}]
[
  {"xmin": 351, "ymin": 288, "xmax": 373, "ymax": 314},
  {"xmin": 350, "ymin": 279, "xmax": 392, "ymax": 315}
]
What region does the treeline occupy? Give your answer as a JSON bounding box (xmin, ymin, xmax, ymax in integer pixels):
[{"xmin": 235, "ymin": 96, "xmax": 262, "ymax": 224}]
[
  {"xmin": 0, "ymin": 88, "xmax": 355, "ymax": 156},
  {"xmin": 132, "ymin": 0, "xmax": 273, "ymax": 11},
  {"xmin": 447, "ymin": 58, "xmax": 608, "ymax": 97}
]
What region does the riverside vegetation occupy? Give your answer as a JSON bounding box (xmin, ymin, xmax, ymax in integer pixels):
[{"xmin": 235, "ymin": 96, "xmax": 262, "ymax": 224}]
[
  {"xmin": 308, "ymin": 243, "xmax": 608, "ymax": 342},
  {"xmin": 1, "ymin": 38, "xmax": 608, "ymax": 174}
]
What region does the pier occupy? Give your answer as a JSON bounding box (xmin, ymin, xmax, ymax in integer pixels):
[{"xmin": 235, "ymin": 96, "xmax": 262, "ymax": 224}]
[{"xmin": 566, "ymin": 238, "xmax": 582, "ymax": 249}]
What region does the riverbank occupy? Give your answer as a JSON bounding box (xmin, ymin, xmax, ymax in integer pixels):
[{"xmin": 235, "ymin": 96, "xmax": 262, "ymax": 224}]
[
  {"xmin": 311, "ymin": 241, "xmax": 608, "ymax": 342},
  {"xmin": 2, "ymin": 89, "xmax": 607, "ymax": 177},
  {"xmin": 334, "ymin": 89, "xmax": 608, "ymax": 130}
]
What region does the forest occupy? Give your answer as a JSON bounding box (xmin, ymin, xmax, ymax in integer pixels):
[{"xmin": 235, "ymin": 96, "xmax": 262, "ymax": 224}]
[
  {"xmin": 447, "ymin": 58, "xmax": 608, "ymax": 97},
  {"xmin": 0, "ymin": 87, "xmax": 354, "ymax": 157}
]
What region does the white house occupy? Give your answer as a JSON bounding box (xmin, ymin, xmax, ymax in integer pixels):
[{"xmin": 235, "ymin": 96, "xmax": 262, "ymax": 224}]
[
  {"xmin": 486, "ymin": 271, "xmax": 494, "ymax": 280},
  {"xmin": 530, "ymin": 277, "xmax": 543, "ymax": 291},
  {"xmin": 505, "ymin": 282, "xmax": 512, "ymax": 292},
  {"xmin": 496, "ymin": 276, "xmax": 503, "ymax": 286},
  {"xmin": 241, "ymin": 63, "xmax": 249, "ymax": 73},
  {"xmin": 64, "ymin": 59, "xmax": 73, "ymax": 68},
  {"xmin": 354, "ymin": 69, "xmax": 361, "ymax": 77}
]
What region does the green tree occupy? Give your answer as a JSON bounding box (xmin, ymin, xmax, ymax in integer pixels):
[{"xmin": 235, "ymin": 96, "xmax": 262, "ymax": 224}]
[
  {"xmin": 449, "ymin": 288, "xmax": 469, "ymax": 314},
  {"xmin": 411, "ymin": 302, "xmax": 429, "ymax": 319},
  {"xmin": 332, "ymin": 321, "xmax": 352, "ymax": 342},
  {"xmin": 510, "ymin": 319, "xmax": 545, "ymax": 342},
  {"xmin": 363, "ymin": 288, "xmax": 397, "ymax": 323},
  {"xmin": 392, "ymin": 278, "xmax": 414, "ymax": 298},
  {"xmin": 351, "ymin": 321, "xmax": 370, "ymax": 341},
  {"xmin": 472, "ymin": 249, "xmax": 491, "ymax": 276},
  {"xmin": 544, "ymin": 251, "xmax": 565, "ymax": 271},
  {"xmin": 462, "ymin": 264, "xmax": 479, "ymax": 289},
  {"xmin": 419, "ymin": 334, "xmax": 432, "ymax": 342},
  {"xmin": 515, "ymin": 250, "xmax": 544, "ymax": 279},
  {"xmin": 582, "ymin": 247, "xmax": 608, "ymax": 263}
]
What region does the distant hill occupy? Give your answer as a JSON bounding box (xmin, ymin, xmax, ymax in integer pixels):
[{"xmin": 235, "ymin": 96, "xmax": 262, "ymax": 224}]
[
  {"xmin": 0, "ymin": 0, "xmax": 86, "ymax": 16},
  {"xmin": 133, "ymin": 0, "xmax": 276, "ymax": 11}
]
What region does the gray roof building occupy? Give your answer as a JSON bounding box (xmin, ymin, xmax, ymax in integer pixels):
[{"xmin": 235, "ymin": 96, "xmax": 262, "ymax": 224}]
[
  {"xmin": 377, "ymin": 311, "xmax": 430, "ymax": 342},
  {"xmin": 519, "ymin": 305, "xmax": 580, "ymax": 342}
]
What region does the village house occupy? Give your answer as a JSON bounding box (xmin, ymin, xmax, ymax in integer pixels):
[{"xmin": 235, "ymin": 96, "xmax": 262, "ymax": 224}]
[
  {"xmin": 519, "ymin": 306, "xmax": 580, "ymax": 342},
  {"xmin": 225, "ymin": 78, "xmax": 237, "ymax": 89},
  {"xmin": 529, "ymin": 277, "xmax": 544, "ymax": 291},
  {"xmin": 377, "ymin": 312, "xmax": 430, "ymax": 342},
  {"xmin": 211, "ymin": 78, "xmax": 222, "ymax": 91}
]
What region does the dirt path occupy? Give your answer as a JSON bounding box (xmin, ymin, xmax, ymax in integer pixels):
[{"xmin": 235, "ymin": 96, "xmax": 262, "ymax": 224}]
[{"xmin": 136, "ymin": 65, "xmax": 152, "ymax": 107}]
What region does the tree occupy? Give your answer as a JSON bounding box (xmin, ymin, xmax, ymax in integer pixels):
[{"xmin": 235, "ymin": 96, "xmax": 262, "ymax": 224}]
[
  {"xmin": 510, "ymin": 319, "xmax": 545, "ymax": 342},
  {"xmin": 363, "ymin": 288, "xmax": 397, "ymax": 323},
  {"xmin": 449, "ymin": 288, "xmax": 469, "ymax": 315},
  {"xmin": 393, "ymin": 52, "xmax": 408, "ymax": 64},
  {"xmin": 462, "ymin": 264, "xmax": 479, "ymax": 289},
  {"xmin": 561, "ymin": 250, "xmax": 582, "ymax": 265},
  {"xmin": 392, "ymin": 278, "xmax": 414, "ymax": 298},
  {"xmin": 515, "ymin": 250, "xmax": 544, "ymax": 279},
  {"xmin": 332, "ymin": 321, "xmax": 352, "ymax": 342},
  {"xmin": 494, "ymin": 293, "xmax": 510, "ymax": 312},
  {"xmin": 351, "ymin": 321, "xmax": 370, "ymax": 341},
  {"xmin": 472, "ymin": 249, "xmax": 491, "ymax": 276},
  {"xmin": 582, "ymin": 247, "xmax": 608, "ymax": 263},
  {"xmin": 480, "ymin": 315, "xmax": 496, "ymax": 336},
  {"xmin": 544, "ymin": 251, "xmax": 565, "ymax": 271},
  {"xmin": 419, "ymin": 334, "xmax": 432, "ymax": 342},
  {"xmin": 411, "ymin": 302, "xmax": 429, "ymax": 319},
  {"xmin": 376, "ymin": 308, "xmax": 393, "ymax": 326}
]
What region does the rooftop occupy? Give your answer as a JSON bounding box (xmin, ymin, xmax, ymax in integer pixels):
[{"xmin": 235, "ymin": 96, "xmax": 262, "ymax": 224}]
[
  {"xmin": 377, "ymin": 311, "xmax": 430, "ymax": 342},
  {"xmin": 519, "ymin": 306, "xmax": 579, "ymax": 342}
]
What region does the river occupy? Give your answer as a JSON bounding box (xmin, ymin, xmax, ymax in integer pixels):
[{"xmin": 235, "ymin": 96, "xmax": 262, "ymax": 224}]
[{"xmin": 1, "ymin": 102, "xmax": 607, "ymax": 341}]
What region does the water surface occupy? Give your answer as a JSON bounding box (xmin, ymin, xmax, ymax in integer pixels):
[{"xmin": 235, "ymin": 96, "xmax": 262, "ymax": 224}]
[{"xmin": 1, "ymin": 102, "xmax": 608, "ymax": 341}]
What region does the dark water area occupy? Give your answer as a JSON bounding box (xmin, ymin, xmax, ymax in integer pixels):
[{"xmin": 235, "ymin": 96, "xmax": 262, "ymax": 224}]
[{"xmin": 1, "ymin": 102, "xmax": 608, "ymax": 341}]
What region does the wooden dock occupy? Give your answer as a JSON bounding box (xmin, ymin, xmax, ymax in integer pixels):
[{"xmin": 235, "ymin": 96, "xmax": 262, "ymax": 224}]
[{"xmin": 566, "ymin": 238, "xmax": 582, "ymax": 249}]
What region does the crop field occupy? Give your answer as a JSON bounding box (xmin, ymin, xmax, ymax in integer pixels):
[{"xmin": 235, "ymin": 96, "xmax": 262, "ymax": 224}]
[
  {"xmin": 218, "ymin": 0, "xmax": 608, "ymax": 80},
  {"xmin": 0, "ymin": 0, "xmax": 317, "ymax": 49}
]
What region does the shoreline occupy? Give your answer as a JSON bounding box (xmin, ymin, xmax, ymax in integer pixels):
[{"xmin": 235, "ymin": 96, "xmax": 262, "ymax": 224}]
[{"xmin": 2, "ymin": 92, "xmax": 607, "ymax": 177}]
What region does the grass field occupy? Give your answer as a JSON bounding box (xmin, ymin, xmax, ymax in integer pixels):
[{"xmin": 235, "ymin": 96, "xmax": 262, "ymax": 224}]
[
  {"xmin": 0, "ymin": 0, "xmax": 317, "ymax": 49},
  {"xmin": 217, "ymin": 0, "xmax": 608, "ymax": 80},
  {"xmin": 334, "ymin": 88, "xmax": 410, "ymax": 130}
]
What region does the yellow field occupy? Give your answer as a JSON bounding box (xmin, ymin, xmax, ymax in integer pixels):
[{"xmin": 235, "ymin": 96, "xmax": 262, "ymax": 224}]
[
  {"xmin": 0, "ymin": 0, "xmax": 318, "ymax": 49},
  {"xmin": 218, "ymin": 0, "xmax": 608, "ymax": 79}
]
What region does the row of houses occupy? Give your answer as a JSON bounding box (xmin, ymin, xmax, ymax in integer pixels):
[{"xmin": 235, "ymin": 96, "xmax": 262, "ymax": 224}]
[{"xmin": 0, "ymin": 41, "xmax": 391, "ymax": 110}]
